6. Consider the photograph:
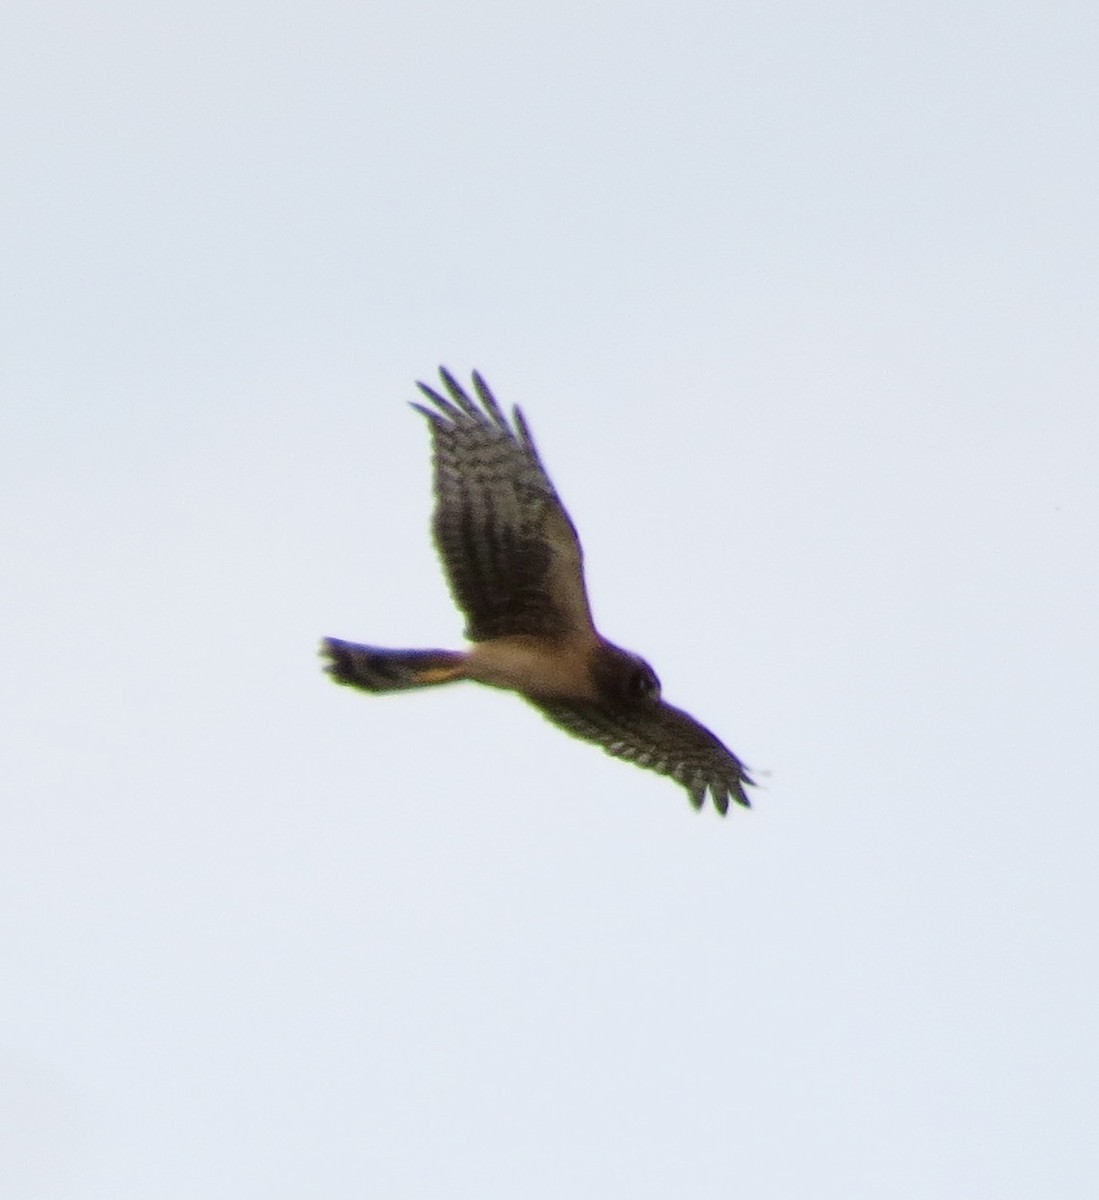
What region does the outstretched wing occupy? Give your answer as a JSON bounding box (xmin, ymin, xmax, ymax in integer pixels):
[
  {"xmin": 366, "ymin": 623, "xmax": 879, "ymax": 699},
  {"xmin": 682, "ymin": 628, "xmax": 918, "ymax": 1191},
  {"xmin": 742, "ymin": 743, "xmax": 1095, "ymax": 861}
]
[
  {"xmin": 528, "ymin": 697, "xmax": 754, "ymax": 815},
  {"xmin": 413, "ymin": 368, "xmax": 594, "ymax": 642}
]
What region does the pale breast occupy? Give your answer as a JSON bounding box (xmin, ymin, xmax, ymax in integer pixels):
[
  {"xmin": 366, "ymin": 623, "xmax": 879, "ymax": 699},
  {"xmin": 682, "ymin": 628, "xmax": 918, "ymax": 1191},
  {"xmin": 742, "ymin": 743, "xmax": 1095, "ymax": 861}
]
[{"xmin": 464, "ymin": 633, "xmax": 600, "ymax": 700}]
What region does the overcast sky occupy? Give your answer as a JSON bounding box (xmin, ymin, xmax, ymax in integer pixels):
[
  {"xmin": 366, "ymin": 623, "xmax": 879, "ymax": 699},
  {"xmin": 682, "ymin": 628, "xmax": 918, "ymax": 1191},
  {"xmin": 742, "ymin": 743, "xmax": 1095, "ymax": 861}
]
[{"xmin": 3, "ymin": 2, "xmax": 1098, "ymax": 1196}]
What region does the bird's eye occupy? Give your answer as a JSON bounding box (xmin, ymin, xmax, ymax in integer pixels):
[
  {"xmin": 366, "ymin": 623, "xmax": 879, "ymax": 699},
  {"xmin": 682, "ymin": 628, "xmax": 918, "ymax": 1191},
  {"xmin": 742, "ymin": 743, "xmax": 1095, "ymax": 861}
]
[{"xmin": 630, "ymin": 664, "xmax": 661, "ymax": 701}]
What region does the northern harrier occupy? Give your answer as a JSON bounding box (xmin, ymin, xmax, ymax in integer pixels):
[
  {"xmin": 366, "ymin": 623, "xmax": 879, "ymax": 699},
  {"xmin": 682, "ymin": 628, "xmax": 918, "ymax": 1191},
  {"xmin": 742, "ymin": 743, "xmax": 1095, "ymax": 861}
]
[{"xmin": 322, "ymin": 368, "xmax": 754, "ymax": 814}]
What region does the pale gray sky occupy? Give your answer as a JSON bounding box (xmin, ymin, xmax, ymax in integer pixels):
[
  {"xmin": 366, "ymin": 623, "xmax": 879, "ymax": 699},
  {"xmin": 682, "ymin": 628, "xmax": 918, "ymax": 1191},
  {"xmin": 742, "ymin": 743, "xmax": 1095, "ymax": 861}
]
[{"xmin": 3, "ymin": 2, "xmax": 1098, "ymax": 1196}]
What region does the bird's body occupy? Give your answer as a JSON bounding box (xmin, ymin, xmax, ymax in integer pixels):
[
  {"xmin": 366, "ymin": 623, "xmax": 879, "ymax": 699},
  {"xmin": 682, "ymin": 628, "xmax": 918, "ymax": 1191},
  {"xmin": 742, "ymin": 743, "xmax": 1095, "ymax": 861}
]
[
  {"xmin": 322, "ymin": 368, "xmax": 753, "ymax": 814},
  {"xmin": 324, "ymin": 632, "xmax": 601, "ymax": 698}
]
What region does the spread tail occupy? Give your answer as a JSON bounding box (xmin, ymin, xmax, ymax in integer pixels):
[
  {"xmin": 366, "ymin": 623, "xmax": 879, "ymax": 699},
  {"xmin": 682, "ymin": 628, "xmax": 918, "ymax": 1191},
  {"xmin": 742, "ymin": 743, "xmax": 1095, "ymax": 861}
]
[{"xmin": 321, "ymin": 638, "xmax": 468, "ymax": 693}]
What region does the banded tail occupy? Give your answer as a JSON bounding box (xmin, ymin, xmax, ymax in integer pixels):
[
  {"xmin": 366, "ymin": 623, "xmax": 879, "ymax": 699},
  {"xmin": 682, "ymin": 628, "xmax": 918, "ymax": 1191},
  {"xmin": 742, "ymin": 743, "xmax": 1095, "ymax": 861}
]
[{"xmin": 321, "ymin": 638, "xmax": 468, "ymax": 692}]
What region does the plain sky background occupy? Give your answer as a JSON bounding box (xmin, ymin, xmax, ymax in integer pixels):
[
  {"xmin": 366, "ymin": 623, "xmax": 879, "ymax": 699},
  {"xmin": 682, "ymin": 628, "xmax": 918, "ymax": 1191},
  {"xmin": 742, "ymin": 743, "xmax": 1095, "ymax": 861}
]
[{"xmin": 3, "ymin": 2, "xmax": 1098, "ymax": 1196}]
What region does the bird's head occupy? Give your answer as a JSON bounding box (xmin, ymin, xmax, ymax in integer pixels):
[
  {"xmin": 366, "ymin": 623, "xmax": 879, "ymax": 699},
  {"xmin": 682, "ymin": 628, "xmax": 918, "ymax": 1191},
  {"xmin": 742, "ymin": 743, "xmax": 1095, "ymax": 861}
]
[{"xmin": 593, "ymin": 641, "xmax": 662, "ymax": 706}]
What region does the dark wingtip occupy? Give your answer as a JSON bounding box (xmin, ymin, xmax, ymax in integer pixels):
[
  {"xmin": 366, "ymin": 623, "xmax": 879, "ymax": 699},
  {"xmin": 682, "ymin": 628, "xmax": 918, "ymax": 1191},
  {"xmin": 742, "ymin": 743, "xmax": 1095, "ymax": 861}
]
[
  {"xmin": 410, "ymin": 399, "xmax": 444, "ymax": 425},
  {"xmin": 512, "ymin": 404, "xmax": 540, "ymax": 458},
  {"xmin": 437, "ymin": 364, "xmax": 462, "ymax": 394},
  {"xmin": 702, "ymin": 773, "xmax": 753, "ymax": 815},
  {"xmin": 470, "ymin": 370, "xmax": 512, "ymax": 432},
  {"xmin": 437, "ymin": 366, "xmax": 481, "ymax": 417},
  {"xmin": 413, "ymin": 367, "xmax": 488, "ymax": 422},
  {"xmin": 413, "ymin": 377, "xmax": 456, "ymax": 413}
]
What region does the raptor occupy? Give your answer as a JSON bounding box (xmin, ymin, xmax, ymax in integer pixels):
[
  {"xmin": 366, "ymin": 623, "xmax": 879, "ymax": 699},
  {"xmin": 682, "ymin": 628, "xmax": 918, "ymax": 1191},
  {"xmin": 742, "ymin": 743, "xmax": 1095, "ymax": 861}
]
[{"xmin": 322, "ymin": 368, "xmax": 753, "ymax": 814}]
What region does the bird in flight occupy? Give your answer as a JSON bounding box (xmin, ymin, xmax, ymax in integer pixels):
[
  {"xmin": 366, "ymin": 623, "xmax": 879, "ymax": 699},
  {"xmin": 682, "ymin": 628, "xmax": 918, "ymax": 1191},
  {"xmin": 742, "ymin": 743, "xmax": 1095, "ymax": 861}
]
[{"xmin": 322, "ymin": 368, "xmax": 753, "ymax": 814}]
